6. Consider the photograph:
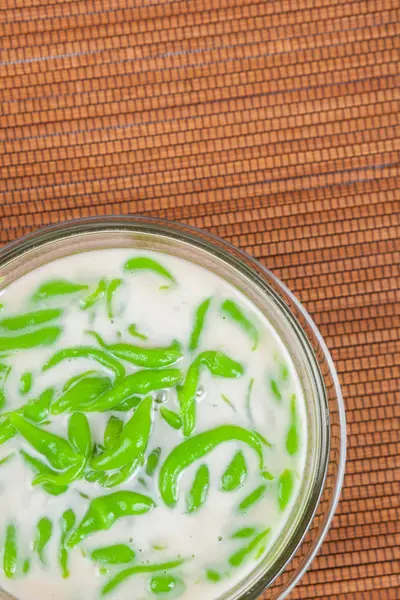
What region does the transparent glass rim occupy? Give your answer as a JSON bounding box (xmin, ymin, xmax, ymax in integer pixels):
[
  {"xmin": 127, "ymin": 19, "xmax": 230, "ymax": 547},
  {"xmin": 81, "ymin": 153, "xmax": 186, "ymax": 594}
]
[{"xmin": 0, "ymin": 216, "xmax": 346, "ymax": 600}]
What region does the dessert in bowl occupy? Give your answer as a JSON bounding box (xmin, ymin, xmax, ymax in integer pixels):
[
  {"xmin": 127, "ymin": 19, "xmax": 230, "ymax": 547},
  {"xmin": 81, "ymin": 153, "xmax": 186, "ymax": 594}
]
[{"xmin": 0, "ymin": 218, "xmax": 345, "ymax": 600}]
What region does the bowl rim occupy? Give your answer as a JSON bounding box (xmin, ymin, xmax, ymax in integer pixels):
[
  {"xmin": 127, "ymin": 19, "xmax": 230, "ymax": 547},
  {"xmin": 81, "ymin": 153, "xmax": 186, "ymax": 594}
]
[{"xmin": 0, "ymin": 215, "xmax": 346, "ymax": 599}]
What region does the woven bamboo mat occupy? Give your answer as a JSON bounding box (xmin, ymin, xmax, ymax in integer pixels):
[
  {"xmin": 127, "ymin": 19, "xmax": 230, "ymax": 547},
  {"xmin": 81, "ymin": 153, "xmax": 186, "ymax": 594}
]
[{"xmin": 0, "ymin": 0, "xmax": 399, "ymax": 598}]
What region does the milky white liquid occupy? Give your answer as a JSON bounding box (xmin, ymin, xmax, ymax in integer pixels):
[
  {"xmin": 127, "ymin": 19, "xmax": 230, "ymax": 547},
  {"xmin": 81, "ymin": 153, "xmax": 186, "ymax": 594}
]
[{"xmin": 0, "ymin": 249, "xmax": 307, "ymax": 600}]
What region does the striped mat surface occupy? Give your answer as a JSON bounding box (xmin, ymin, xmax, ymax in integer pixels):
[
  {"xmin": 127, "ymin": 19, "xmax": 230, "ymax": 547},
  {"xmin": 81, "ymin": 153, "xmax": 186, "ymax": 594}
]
[{"xmin": 1, "ymin": 1, "xmax": 399, "ymax": 599}]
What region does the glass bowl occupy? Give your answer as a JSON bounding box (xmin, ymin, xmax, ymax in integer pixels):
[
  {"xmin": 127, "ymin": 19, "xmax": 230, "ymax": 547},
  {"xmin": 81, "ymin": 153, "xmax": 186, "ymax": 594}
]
[{"xmin": 0, "ymin": 216, "xmax": 346, "ymax": 600}]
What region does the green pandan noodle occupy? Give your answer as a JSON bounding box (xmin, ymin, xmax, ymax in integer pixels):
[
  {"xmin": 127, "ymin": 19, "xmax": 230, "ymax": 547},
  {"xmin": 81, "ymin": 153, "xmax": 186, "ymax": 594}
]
[
  {"xmin": 67, "ymin": 492, "xmax": 156, "ymax": 547},
  {"xmin": 188, "ymin": 298, "xmax": 212, "ymax": 352},
  {"xmin": 220, "ymin": 299, "xmax": 259, "ymax": 350},
  {"xmin": 160, "ymin": 406, "xmax": 182, "ymax": 430},
  {"xmin": 20, "ymin": 450, "xmax": 68, "ymax": 496},
  {"xmin": 186, "ymin": 464, "xmax": 209, "ymax": 514},
  {"xmin": 51, "ymin": 374, "xmax": 113, "ymax": 415},
  {"xmin": 101, "ymin": 560, "xmax": 185, "ymax": 596},
  {"xmin": 80, "ymin": 279, "xmax": 107, "ymax": 311},
  {"xmin": 150, "ymin": 574, "xmax": 185, "ymax": 597},
  {"xmin": 0, "ymin": 453, "xmax": 14, "ymax": 468},
  {"xmin": 0, "ymin": 327, "xmax": 62, "ymax": 352},
  {"xmin": 82, "ymin": 370, "xmax": 182, "ymax": 413},
  {"xmin": 221, "ymin": 450, "xmax": 247, "ymax": 492},
  {"xmin": 106, "ymin": 339, "xmax": 182, "ymax": 368},
  {"xmin": 146, "ymin": 447, "xmax": 162, "ymax": 477},
  {"xmin": 159, "ymin": 426, "xmax": 264, "ymax": 507},
  {"xmin": 0, "ymin": 309, "xmax": 63, "ymax": 331},
  {"xmin": 238, "ymin": 484, "xmax": 267, "ymax": 513},
  {"xmin": 90, "ymin": 396, "xmax": 152, "ymax": 471},
  {"xmin": 43, "ymin": 347, "xmax": 125, "ymax": 386},
  {"xmin": 34, "ymin": 517, "xmax": 53, "ymax": 565},
  {"xmin": 178, "ymin": 351, "xmax": 244, "ymax": 437},
  {"xmin": 9, "ymin": 414, "xmax": 82, "ymax": 471},
  {"xmin": 19, "ymin": 371, "xmax": 33, "ymax": 396},
  {"xmin": 124, "ymin": 257, "xmax": 176, "ymax": 284},
  {"xmin": 278, "ymin": 469, "xmax": 294, "ymax": 511},
  {"xmin": 59, "ymin": 510, "xmax": 76, "ymax": 579},
  {"xmin": 286, "ymin": 394, "xmax": 299, "ymax": 456},
  {"xmin": 103, "ymin": 415, "xmax": 123, "ymax": 450},
  {"xmin": 22, "ymin": 387, "xmax": 54, "ymax": 423},
  {"xmin": 0, "ymin": 363, "xmax": 11, "ymax": 411},
  {"xmin": 127, "ymin": 323, "xmax": 147, "ymax": 341},
  {"xmin": 229, "ymin": 528, "xmax": 270, "ymax": 567},
  {"xmin": 91, "ymin": 544, "xmax": 136, "ymax": 565},
  {"xmin": 106, "ymin": 278, "xmax": 123, "ymax": 320},
  {"xmin": 3, "ymin": 523, "xmax": 18, "ymax": 579},
  {"xmin": 32, "ymin": 280, "xmax": 88, "ymax": 302},
  {"xmin": 32, "ymin": 413, "xmax": 92, "ymax": 487}
]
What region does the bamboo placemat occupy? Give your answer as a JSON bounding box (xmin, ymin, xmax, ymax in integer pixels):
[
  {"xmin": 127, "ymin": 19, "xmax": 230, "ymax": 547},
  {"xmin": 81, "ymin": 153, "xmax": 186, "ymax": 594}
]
[{"xmin": 1, "ymin": 0, "xmax": 399, "ymax": 598}]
